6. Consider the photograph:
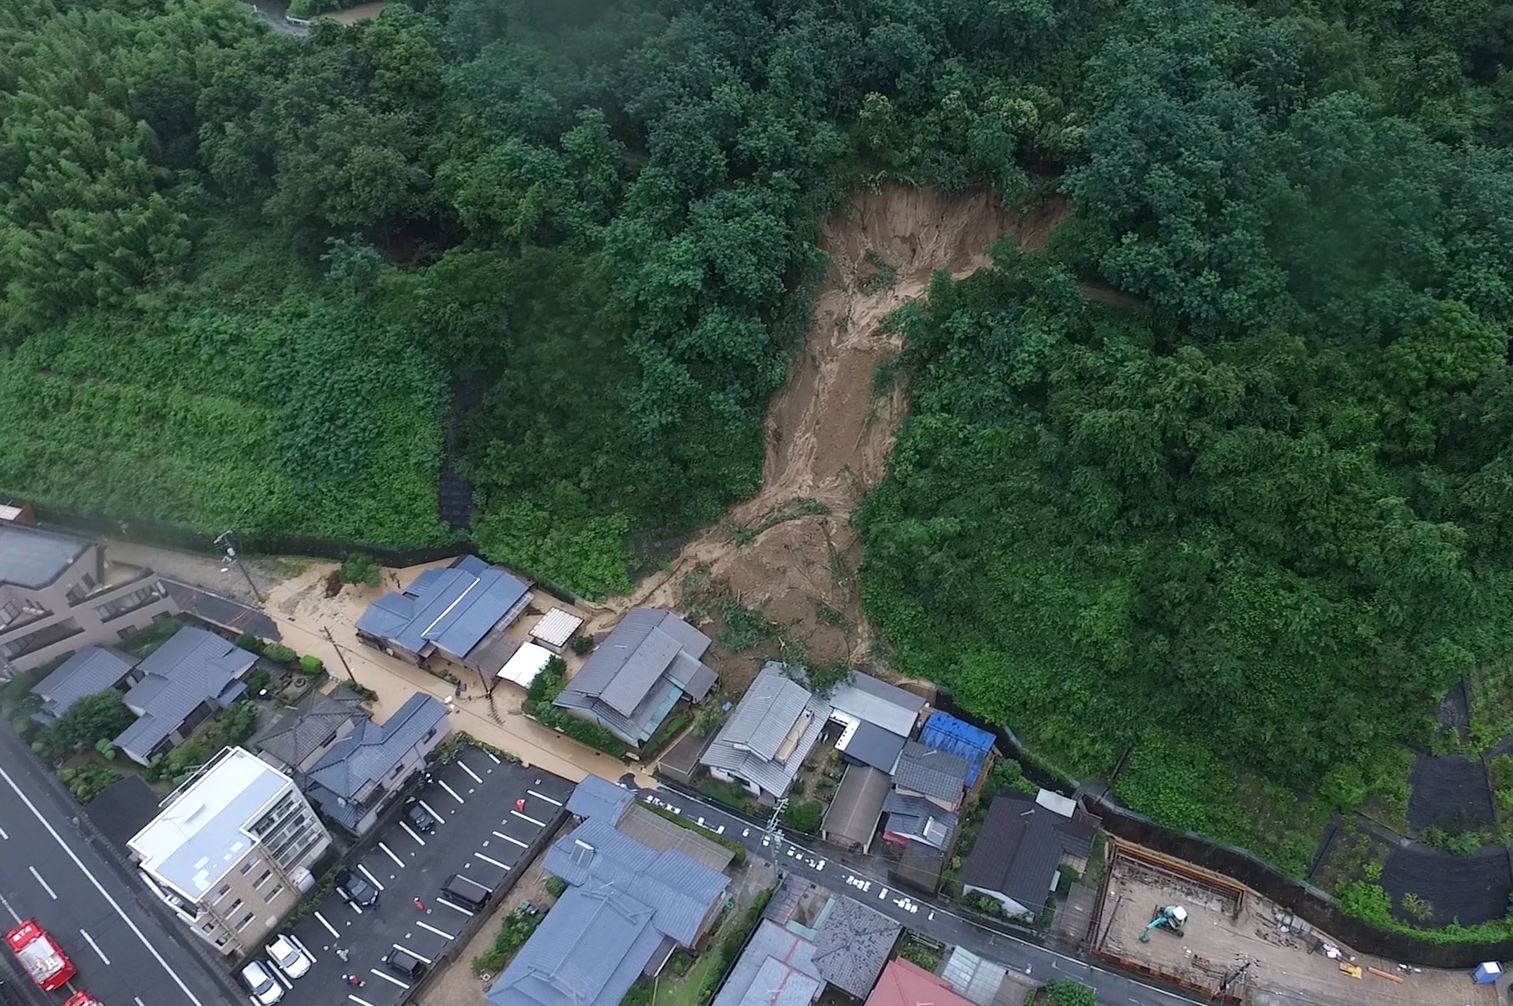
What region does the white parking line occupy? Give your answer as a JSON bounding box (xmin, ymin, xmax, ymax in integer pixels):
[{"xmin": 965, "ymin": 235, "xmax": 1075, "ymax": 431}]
[
  {"xmin": 419, "ymin": 799, "xmax": 445, "ymax": 824},
  {"xmin": 493, "ymin": 830, "xmax": 528, "ymax": 848},
  {"xmin": 458, "ymin": 762, "xmax": 483, "ymax": 784},
  {"xmin": 29, "ymin": 866, "xmax": 56, "ymax": 899},
  {"xmin": 315, "ymin": 911, "xmax": 340, "ymax": 939},
  {"xmin": 80, "ymin": 928, "xmax": 111, "ymax": 965},
  {"xmin": 527, "ymin": 790, "xmax": 563, "ymax": 806},
  {"xmin": 369, "ymin": 969, "xmax": 410, "ymax": 990},
  {"xmin": 511, "ymin": 809, "xmax": 547, "ymax": 827},
  {"xmin": 416, "ymin": 920, "xmax": 455, "ymax": 940},
  {"xmin": 347, "ymin": 899, "xmax": 363, "ymax": 915},
  {"xmin": 435, "ymin": 897, "xmax": 474, "ymax": 917},
  {"xmin": 400, "ymin": 822, "xmax": 427, "ymax": 846},
  {"xmin": 378, "ymin": 841, "xmax": 405, "ymax": 867},
  {"xmin": 393, "ymin": 944, "xmax": 432, "ymax": 964},
  {"xmin": 484, "ymin": 751, "xmax": 500, "ymax": 764},
  {"xmin": 347, "ymin": 995, "xmax": 378, "ymax": 1006},
  {"xmin": 357, "ymin": 864, "xmax": 386, "ymax": 891},
  {"xmin": 270, "ymin": 966, "xmax": 293, "ymax": 990},
  {"xmin": 474, "ymin": 851, "xmax": 511, "ymax": 870},
  {"xmin": 0, "ymin": 762, "xmax": 206, "ymax": 1006},
  {"xmin": 438, "ymin": 780, "xmax": 466, "ymax": 804}
]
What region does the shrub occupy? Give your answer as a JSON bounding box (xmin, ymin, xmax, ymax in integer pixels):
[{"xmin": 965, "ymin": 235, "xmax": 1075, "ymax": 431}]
[
  {"xmin": 545, "ymin": 876, "xmax": 567, "ymax": 898},
  {"xmin": 299, "ymin": 654, "xmax": 324, "ymax": 675},
  {"xmin": 52, "ymin": 691, "xmax": 135, "ymax": 753},
  {"xmin": 781, "ymin": 800, "xmax": 823, "ymax": 834},
  {"xmin": 245, "ymin": 667, "xmax": 272, "ymax": 697},
  {"xmin": 570, "ymin": 635, "xmax": 595, "ymax": 656},
  {"xmin": 263, "ymin": 643, "xmax": 297, "ymax": 664},
  {"xmin": 1042, "ymin": 979, "xmax": 1098, "ymax": 1006},
  {"xmin": 1321, "ymin": 763, "xmax": 1368, "ymax": 813},
  {"xmin": 59, "ymin": 764, "xmax": 122, "ymax": 804},
  {"xmin": 340, "ymin": 553, "xmax": 382, "ymax": 588},
  {"xmin": 93, "ymin": 738, "xmax": 118, "ymax": 760},
  {"xmin": 235, "ymin": 632, "xmax": 266, "ymax": 654},
  {"xmin": 472, "ymin": 907, "xmax": 545, "ymax": 976}
]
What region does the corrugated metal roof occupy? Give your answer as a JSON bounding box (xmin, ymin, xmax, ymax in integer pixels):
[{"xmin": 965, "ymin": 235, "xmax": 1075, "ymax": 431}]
[
  {"xmin": 893, "ymin": 741, "xmax": 968, "ymax": 805},
  {"xmin": 825, "ymin": 673, "xmax": 923, "ymax": 738},
  {"xmin": 498, "ymin": 641, "xmax": 554, "ymax": 688},
  {"xmin": 530, "ymin": 608, "xmax": 583, "ymax": 648},
  {"xmin": 940, "ymin": 947, "xmax": 1009, "ymax": 1006},
  {"xmin": 115, "ymin": 628, "xmax": 256, "ymax": 760},
  {"xmin": 0, "ymin": 523, "xmax": 89, "ymax": 589},
  {"xmin": 710, "ymin": 920, "xmax": 823, "ymax": 1006},
  {"xmin": 32, "ymin": 646, "xmax": 135, "ymax": 722}
]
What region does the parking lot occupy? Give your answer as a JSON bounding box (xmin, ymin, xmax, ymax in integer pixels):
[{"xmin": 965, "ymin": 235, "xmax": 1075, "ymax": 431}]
[{"xmin": 263, "ymin": 743, "xmax": 573, "ymax": 1006}]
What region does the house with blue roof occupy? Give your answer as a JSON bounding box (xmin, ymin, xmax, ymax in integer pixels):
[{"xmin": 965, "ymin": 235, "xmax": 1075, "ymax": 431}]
[
  {"xmin": 302, "ymin": 691, "xmax": 450, "ymax": 835},
  {"xmin": 355, "ymin": 555, "xmax": 532, "ymax": 679},
  {"xmin": 917, "ymin": 711, "xmax": 996, "ymax": 787}
]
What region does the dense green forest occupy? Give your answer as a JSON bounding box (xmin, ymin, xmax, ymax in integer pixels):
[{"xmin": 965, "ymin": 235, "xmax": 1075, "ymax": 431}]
[{"xmin": 7, "ymin": 0, "xmax": 1513, "ymax": 916}]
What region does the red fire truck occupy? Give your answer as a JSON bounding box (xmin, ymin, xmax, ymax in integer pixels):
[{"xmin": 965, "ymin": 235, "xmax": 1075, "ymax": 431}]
[
  {"xmin": 6, "ymin": 919, "xmax": 78, "ymax": 991},
  {"xmin": 64, "ymin": 993, "xmax": 104, "ymax": 1006}
]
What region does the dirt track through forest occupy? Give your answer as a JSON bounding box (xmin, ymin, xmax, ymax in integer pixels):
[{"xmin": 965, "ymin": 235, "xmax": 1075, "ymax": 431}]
[{"xmin": 590, "ymin": 185, "xmax": 1067, "ymax": 683}]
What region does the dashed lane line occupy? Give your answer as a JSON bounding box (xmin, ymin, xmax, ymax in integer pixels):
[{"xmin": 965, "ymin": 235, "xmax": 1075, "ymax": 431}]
[
  {"xmin": 399, "ymin": 822, "xmax": 426, "ymax": 846},
  {"xmin": 484, "ymin": 751, "xmax": 500, "ymax": 764},
  {"xmin": 369, "ymin": 969, "xmax": 409, "ymax": 990},
  {"xmin": 348, "ymin": 995, "xmax": 378, "ymax": 1006},
  {"xmin": 393, "ymin": 944, "xmax": 432, "ymax": 964},
  {"xmin": 29, "ymin": 865, "xmax": 56, "ymax": 899},
  {"xmin": 357, "ymin": 864, "xmax": 385, "ymax": 891},
  {"xmin": 418, "ymin": 799, "xmax": 445, "ymax": 824},
  {"xmin": 458, "ymin": 762, "xmax": 483, "ymax": 785},
  {"xmin": 435, "ymin": 897, "xmax": 474, "ymax": 917},
  {"xmin": 80, "ymin": 928, "xmax": 111, "ymax": 965}
]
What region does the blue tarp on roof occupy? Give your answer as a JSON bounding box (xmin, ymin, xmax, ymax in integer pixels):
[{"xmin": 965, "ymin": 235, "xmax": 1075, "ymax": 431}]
[{"xmin": 919, "ymin": 712, "xmax": 996, "ymax": 787}]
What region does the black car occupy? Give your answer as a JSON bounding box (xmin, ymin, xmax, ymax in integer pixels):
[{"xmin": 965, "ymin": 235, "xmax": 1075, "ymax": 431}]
[
  {"xmin": 335, "ymin": 869, "xmax": 379, "ymax": 908},
  {"xmin": 380, "ymin": 947, "xmax": 427, "ymax": 980},
  {"xmin": 402, "ymin": 799, "xmax": 437, "ymax": 834}
]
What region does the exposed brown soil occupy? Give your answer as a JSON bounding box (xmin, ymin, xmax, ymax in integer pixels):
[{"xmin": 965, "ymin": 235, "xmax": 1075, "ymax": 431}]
[{"xmin": 590, "ymin": 185, "xmax": 1068, "ymax": 692}]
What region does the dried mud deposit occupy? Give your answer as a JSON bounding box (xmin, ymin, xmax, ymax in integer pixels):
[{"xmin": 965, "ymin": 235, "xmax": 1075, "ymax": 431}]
[{"xmin": 595, "ymin": 185, "xmax": 1065, "ymax": 688}]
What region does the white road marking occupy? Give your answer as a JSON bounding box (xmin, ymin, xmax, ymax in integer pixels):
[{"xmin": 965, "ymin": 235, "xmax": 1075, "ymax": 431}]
[
  {"xmin": 416, "ymin": 920, "xmax": 455, "ymax": 940},
  {"xmin": 135, "ymin": 997, "xmax": 147, "ymax": 1006},
  {"xmin": 347, "ymin": 899, "xmax": 363, "ymax": 915},
  {"xmin": 418, "ymin": 799, "xmax": 444, "ymax": 823},
  {"xmin": 474, "ymin": 851, "xmax": 511, "ymax": 870},
  {"xmin": 29, "ymin": 866, "xmax": 56, "ymax": 899},
  {"xmin": 80, "ymin": 928, "xmax": 111, "ymax": 965},
  {"xmin": 315, "ymin": 911, "xmax": 340, "ymax": 939},
  {"xmin": 399, "ymin": 822, "xmax": 427, "ymax": 846},
  {"xmin": 484, "ymin": 751, "xmax": 500, "ymax": 764},
  {"xmin": 527, "ymin": 789, "xmax": 562, "ymax": 806},
  {"xmin": 357, "ymin": 864, "xmax": 385, "ymax": 891},
  {"xmin": 270, "ymin": 966, "xmax": 293, "ymax": 989},
  {"xmin": 438, "ymin": 779, "xmax": 466, "ymax": 804},
  {"xmin": 347, "ymin": 995, "xmax": 378, "ymax": 1006},
  {"xmin": 378, "ymin": 841, "xmax": 405, "ymax": 867},
  {"xmin": 493, "ymin": 830, "xmax": 528, "ymax": 848},
  {"xmin": 393, "ymin": 944, "xmax": 432, "ymax": 964},
  {"xmin": 511, "ymin": 810, "xmax": 546, "ymax": 827},
  {"xmin": 369, "ymin": 969, "xmax": 409, "ymax": 990},
  {"xmin": 0, "ymin": 763, "xmax": 205, "ymax": 1006},
  {"xmin": 0, "ymin": 891, "xmax": 20, "ymax": 924},
  {"xmin": 435, "ymin": 897, "xmax": 474, "ymax": 917},
  {"xmin": 458, "ymin": 762, "xmax": 483, "ymax": 785},
  {"xmin": 0, "ymin": 825, "xmax": 8, "ymax": 839}
]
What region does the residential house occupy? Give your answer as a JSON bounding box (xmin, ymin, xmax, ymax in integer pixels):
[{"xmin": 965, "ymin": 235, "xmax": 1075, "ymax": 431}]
[
  {"xmin": 252, "ymin": 686, "xmax": 370, "ymax": 779},
  {"xmin": 939, "ymin": 947, "xmax": 1016, "ymax": 1006},
  {"xmin": 128, "ymin": 747, "xmax": 329, "ymax": 957},
  {"xmin": 487, "ymin": 810, "xmax": 729, "ymax": 1006},
  {"xmin": 302, "ymin": 692, "xmax": 450, "ymax": 836},
  {"xmin": 29, "ymin": 645, "xmax": 135, "ymax": 726},
  {"xmin": 569, "ymin": 775, "xmax": 735, "ymax": 873},
  {"xmin": 881, "ymin": 791, "xmax": 958, "ymax": 851},
  {"xmin": 114, "ymin": 626, "xmax": 258, "ymax": 766},
  {"xmin": 701, "ymin": 661, "xmax": 829, "ymax": 802},
  {"xmin": 554, "ymin": 608, "xmax": 716, "ymax": 749},
  {"xmin": 356, "ymin": 555, "xmax": 532, "ymax": 680},
  {"xmin": 864, "ymin": 959, "xmax": 976, "ymax": 1006},
  {"xmin": 918, "ymin": 712, "xmax": 996, "ymax": 787},
  {"xmin": 710, "ymin": 919, "xmax": 823, "ymax": 1006},
  {"xmin": 891, "ymin": 741, "xmax": 968, "ymax": 811},
  {"xmin": 820, "ymin": 764, "xmax": 891, "ymax": 854},
  {"xmin": 0, "ymin": 517, "xmax": 176, "ymax": 676},
  {"xmin": 960, "ymin": 792, "xmax": 1097, "ymax": 919},
  {"xmin": 764, "ymin": 876, "xmax": 900, "ymax": 999},
  {"xmin": 824, "ymin": 672, "xmax": 925, "ymax": 774}
]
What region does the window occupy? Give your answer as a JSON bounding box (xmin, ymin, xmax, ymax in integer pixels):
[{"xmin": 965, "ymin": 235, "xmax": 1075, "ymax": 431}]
[
  {"xmin": 423, "ymin": 727, "xmax": 437, "ymax": 742},
  {"xmin": 213, "ymin": 883, "xmax": 232, "ymax": 902},
  {"xmin": 0, "ymin": 599, "xmax": 19, "ymax": 628},
  {"xmin": 253, "ymin": 870, "xmax": 272, "ymax": 889},
  {"xmin": 214, "ymin": 935, "xmax": 229, "ymax": 948},
  {"xmin": 235, "ymin": 912, "xmax": 255, "ymax": 932},
  {"xmin": 239, "ymin": 860, "xmax": 255, "ymax": 875},
  {"xmin": 201, "ymin": 922, "xmax": 215, "ymax": 933},
  {"xmin": 227, "ymin": 899, "xmax": 243, "ymax": 916},
  {"xmin": 390, "ymin": 761, "xmax": 407, "ymax": 778},
  {"xmin": 262, "ymin": 885, "xmax": 282, "ymax": 904}
]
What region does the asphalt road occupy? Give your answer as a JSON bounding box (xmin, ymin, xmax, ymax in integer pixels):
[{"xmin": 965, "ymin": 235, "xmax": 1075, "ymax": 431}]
[
  {"xmin": 642, "ymin": 786, "xmax": 1204, "ymax": 1006},
  {"xmin": 0, "ymin": 728, "xmax": 238, "ymax": 1006}
]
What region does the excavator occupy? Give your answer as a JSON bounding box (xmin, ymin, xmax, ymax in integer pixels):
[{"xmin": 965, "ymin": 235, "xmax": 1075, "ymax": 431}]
[{"xmin": 1139, "ymin": 905, "xmax": 1188, "ymax": 942}]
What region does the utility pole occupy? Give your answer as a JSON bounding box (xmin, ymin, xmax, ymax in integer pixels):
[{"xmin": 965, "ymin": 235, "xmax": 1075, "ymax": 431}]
[
  {"xmin": 214, "ymin": 530, "xmax": 263, "ymax": 604},
  {"xmin": 322, "ymin": 625, "xmax": 359, "ymax": 685}
]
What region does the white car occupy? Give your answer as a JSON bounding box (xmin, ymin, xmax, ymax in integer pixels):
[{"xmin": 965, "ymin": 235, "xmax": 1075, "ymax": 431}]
[
  {"xmin": 266, "ymin": 933, "xmax": 312, "ymax": 980},
  {"xmin": 241, "ymin": 960, "xmax": 284, "ymax": 1005}
]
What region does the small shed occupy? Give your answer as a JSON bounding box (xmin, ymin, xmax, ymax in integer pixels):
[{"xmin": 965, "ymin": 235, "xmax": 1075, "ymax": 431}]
[
  {"xmin": 918, "ymin": 711, "xmax": 996, "ymax": 787},
  {"xmin": 529, "ymin": 608, "xmax": 584, "ymax": 654},
  {"xmin": 497, "ymin": 641, "xmax": 555, "ymax": 689}
]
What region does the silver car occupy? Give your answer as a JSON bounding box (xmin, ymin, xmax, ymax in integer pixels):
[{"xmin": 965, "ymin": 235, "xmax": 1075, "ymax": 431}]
[
  {"xmin": 266, "ymin": 933, "xmax": 312, "ymax": 980},
  {"xmin": 241, "ymin": 960, "xmax": 284, "ymax": 1005}
]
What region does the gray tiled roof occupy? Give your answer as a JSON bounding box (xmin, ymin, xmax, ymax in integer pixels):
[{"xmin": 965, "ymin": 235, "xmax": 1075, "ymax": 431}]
[
  {"xmin": 566, "ymin": 774, "xmax": 635, "ymax": 824},
  {"xmin": 114, "ymin": 627, "xmax": 256, "ymax": 760},
  {"xmin": 710, "ymin": 919, "xmax": 823, "ymax": 1006},
  {"xmin": 0, "ymin": 524, "xmax": 89, "ymax": 589},
  {"xmin": 493, "ymin": 815, "xmax": 728, "ymax": 1006},
  {"xmin": 307, "ymin": 692, "xmax": 446, "ymax": 800},
  {"xmin": 821, "ymin": 764, "xmax": 890, "ymax": 850},
  {"xmin": 252, "ymin": 687, "xmax": 368, "ymax": 771},
  {"xmin": 893, "ymin": 741, "xmax": 969, "ymax": 805},
  {"xmin": 883, "ymin": 791, "xmax": 958, "ymax": 849},
  {"xmin": 32, "ymin": 646, "xmax": 135, "ymax": 723},
  {"xmin": 554, "ymin": 609, "xmax": 716, "ymax": 742},
  {"xmin": 811, "ymin": 895, "xmax": 900, "ymax": 997},
  {"xmin": 961, "ymin": 793, "xmax": 1095, "ymax": 915},
  {"xmin": 701, "ymin": 663, "xmax": 829, "ymax": 798},
  {"xmin": 357, "ymin": 555, "xmax": 531, "ymax": 665}
]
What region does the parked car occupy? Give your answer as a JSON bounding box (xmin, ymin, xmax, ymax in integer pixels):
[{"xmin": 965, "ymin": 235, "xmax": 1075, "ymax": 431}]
[
  {"xmin": 380, "ymin": 947, "xmax": 427, "ymax": 980},
  {"xmin": 440, "ymin": 873, "xmax": 492, "ymax": 911},
  {"xmin": 335, "ymin": 870, "xmax": 379, "ymax": 909},
  {"xmin": 266, "ymin": 933, "xmax": 312, "ymax": 979},
  {"xmin": 241, "ymin": 960, "xmax": 285, "ymax": 1005},
  {"xmin": 402, "ymin": 799, "xmax": 436, "ymax": 834}
]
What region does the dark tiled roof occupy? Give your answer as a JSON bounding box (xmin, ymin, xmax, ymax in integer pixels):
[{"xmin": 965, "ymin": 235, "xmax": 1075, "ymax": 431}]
[
  {"xmin": 307, "ymin": 692, "xmax": 447, "ymax": 800},
  {"xmin": 811, "ymin": 896, "xmax": 900, "ymax": 998},
  {"xmin": 253, "ymin": 687, "xmax": 368, "ymax": 771},
  {"xmin": 960, "ymin": 794, "xmax": 1095, "ymax": 915},
  {"xmin": 114, "ymin": 627, "xmax": 256, "ymax": 760},
  {"xmin": 893, "ymin": 741, "xmax": 969, "ymax": 805}
]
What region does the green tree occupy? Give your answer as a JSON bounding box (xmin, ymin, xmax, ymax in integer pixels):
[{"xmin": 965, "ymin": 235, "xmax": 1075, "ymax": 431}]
[
  {"xmin": 340, "ymin": 553, "xmax": 383, "ymax": 589},
  {"xmin": 52, "ymin": 691, "xmax": 135, "ymax": 753}
]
